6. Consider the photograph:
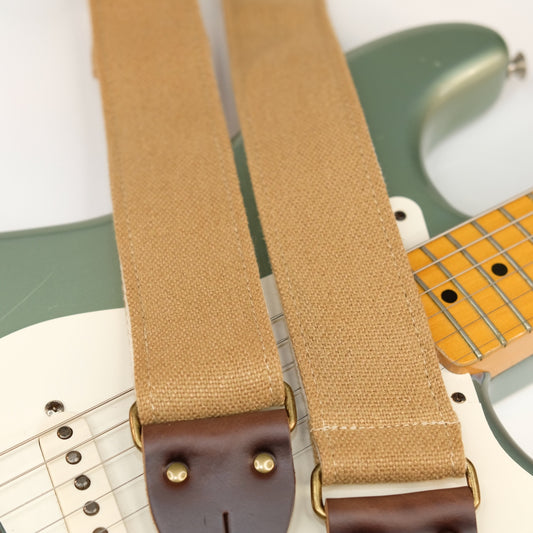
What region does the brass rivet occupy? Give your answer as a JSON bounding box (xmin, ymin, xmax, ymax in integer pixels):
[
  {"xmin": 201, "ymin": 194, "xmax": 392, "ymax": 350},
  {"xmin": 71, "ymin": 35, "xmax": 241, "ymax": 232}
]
[
  {"xmin": 253, "ymin": 452, "xmax": 276, "ymax": 474},
  {"xmin": 166, "ymin": 462, "xmax": 188, "ymax": 483}
]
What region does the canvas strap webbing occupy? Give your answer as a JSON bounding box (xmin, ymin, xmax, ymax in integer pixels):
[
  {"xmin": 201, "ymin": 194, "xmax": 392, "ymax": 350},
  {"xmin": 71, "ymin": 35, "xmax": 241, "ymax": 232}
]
[
  {"xmin": 91, "ymin": 0, "xmax": 475, "ymax": 529},
  {"xmin": 89, "ymin": 0, "xmax": 286, "ymax": 426},
  {"xmin": 223, "ymin": 0, "xmax": 467, "ymax": 486},
  {"xmin": 90, "ymin": 3, "xmax": 298, "ymax": 529}
]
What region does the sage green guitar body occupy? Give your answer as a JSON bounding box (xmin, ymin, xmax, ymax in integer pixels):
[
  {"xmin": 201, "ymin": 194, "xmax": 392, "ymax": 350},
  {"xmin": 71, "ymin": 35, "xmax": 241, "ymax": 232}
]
[
  {"xmin": 0, "ymin": 23, "xmax": 509, "ymax": 339},
  {"xmin": 4, "ymin": 23, "xmax": 528, "ymax": 475},
  {"xmin": 2, "ymin": 25, "xmax": 533, "ymax": 532}
]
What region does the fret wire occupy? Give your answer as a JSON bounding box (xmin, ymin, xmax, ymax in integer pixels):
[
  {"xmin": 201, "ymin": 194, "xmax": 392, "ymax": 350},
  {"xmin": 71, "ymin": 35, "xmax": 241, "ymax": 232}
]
[
  {"xmin": 432, "ymin": 283, "xmax": 533, "ymax": 347},
  {"xmin": 283, "ymin": 361, "xmax": 297, "ymax": 373},
  {"xmin": 418, "ymin": 235, "xmax": 532, "ymax": 298},
  {"xmin": 412, "ymin": 208, "xmax": 532, "ymax": 275},
  {"xmin": 420, "ymin": 246, "xmax": 506, "ymax": 346},
  {"xmin": 0, "ymin": 442, "xmax": 137, "ymax": 520},
  {"xmin": 446, "ymin": 234, "xmax": 531, "ymax": 333},
  {"xmin": 4, "ymin": 276, "xmax": 528, "ymax": 528},
  {"xmin": 277, "ymin": 336, "xmax": 290, "ymax": 347},
  {"xmin": 451, "ymin": 315, "xmax": 533, "ymax": 367},
  {"xmin": 424, "ymin": 256, "xmax": 533, "ymax": 321},
  {"xmin": 499, "ymin": 207, "xmax": 532, "ymax": 249},
  {"xmin": 471, "ymin": 219, "xmax": 533, "ymax": 290},
  {"xmin": 414, "ymin": 274, "xmax": 482, "ymax": 359},
  {"xmin": 3, "ymin": 198, "xmax": 532, "ymax": 529},
  {"xmin": 499, "ymin": 205, "xmax": 533, "ymax": 240}
]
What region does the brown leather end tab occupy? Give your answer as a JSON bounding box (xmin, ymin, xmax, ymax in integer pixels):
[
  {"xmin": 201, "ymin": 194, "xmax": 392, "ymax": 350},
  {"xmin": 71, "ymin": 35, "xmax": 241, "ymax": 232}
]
[
  {"xmin": 326, "ymin": 486, "xmax": 477, "ymax": 533},
  {"xmin": 143, "ymin": 408, "xmax": 295, "ymax": 533}
]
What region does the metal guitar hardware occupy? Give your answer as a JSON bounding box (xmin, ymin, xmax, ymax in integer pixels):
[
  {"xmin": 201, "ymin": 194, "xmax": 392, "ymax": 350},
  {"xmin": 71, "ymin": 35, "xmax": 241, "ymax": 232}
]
[
  {"xmin": 310, "ymin": 459, "xmax": 481, "ymax": 519},
  {"xmin": 129, "ymin": 382, "xmax": 297, "ymax": 452}
]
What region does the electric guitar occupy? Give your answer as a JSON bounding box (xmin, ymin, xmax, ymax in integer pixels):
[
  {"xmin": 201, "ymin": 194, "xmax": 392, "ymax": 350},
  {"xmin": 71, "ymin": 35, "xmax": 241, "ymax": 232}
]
[{"xmin": 1, "ymin": 24, "xmax": 531, "ymax": 533}]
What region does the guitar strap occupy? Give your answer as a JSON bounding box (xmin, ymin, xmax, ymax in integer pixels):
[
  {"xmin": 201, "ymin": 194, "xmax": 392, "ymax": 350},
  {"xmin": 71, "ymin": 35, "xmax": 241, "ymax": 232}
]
[
  {"xmin": 89, "ymin": 1, "xmax": 295, "ymax": 532},
  {"xmin": 223, "ymin": 0, "xmax": 478, "ymax": 531}
]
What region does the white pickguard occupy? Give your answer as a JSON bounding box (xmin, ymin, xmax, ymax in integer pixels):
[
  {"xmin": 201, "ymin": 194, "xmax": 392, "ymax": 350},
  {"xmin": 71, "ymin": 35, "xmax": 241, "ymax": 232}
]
[
  {"xmin": 1, "ymin": 197, "xmax": 531, "ymax": 532},
  {"xmin": 0, "ymin": 293, "xmax": 532, "ymax": 532}
]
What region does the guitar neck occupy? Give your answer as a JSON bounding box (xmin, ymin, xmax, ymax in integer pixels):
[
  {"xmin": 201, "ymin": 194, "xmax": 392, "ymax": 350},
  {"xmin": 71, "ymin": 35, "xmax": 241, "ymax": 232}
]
[{"xmin": 408, "ymin": 191, "xmax": 533, "ymax": 375}]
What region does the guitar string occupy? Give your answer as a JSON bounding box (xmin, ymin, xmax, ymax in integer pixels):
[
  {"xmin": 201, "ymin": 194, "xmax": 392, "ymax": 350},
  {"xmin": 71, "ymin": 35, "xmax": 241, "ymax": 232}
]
[
  {"xmin": 1, "ymin": 236, "xmax": 529, "ymax": 485},
  {"xmin": 7, "ymin": 414, "xmax": 315, "ymax": 532},
  {"xmin": 0, "ymin": 359, "xmax": 304, "ymax": 493},
  {"xmin": 411, "ymin": 207, "xmax": 532, "ymax": 275},
  {"xmin": 415, "ymin": 237, "xmax": 533, "ymax": 355},
  {"xmin": 0, "ymin": 234, "xmax": 529, "ymax": 458},
  {"xmin": 0, "ymin": 387, "xmax": 135, "ymax": 459},
  {"xmin": 31, "ymin": 472, "xmax": 145, "ymax": 533},
  {"xmin": 0, "ymin": 390, "xmax": 314, "ymax": 526},
  {"xmin": 443, "ymin": 233, "xmax": 530, "ymax": 331},
  {"xmin": 104, "ymin": 502, "xmax": 152, "ymax": 533},
  {"xmin": 450, "ymin": 315, "xmax": 533, "ymax": 366},
  {"xmin": 2, "ymin": 308, "xmax": 530, "ymax": 520},
  {"xmin": 432, "ymin": 284, "xmax": 533, "ymax": 348},
  {"xmin": 0, "ymin": 405, "xmax": 133, "ymax": 489},
  {"xmin": 421, "ymin": 245, "xmax": 507, "ymax": 346},
  {"xmin": 0, "ymin": 313, "xmax": 289, "ymax": 469},
  {"xmin": 411, "ymin": 200, "xmax": 532, "ymax": 273},
  {"xmin": 10, "ymin": 414, "xmax": 316, "ymax": 533},
  {"xmin": 417, "ymin": 252, "xmax": 532, "ymax": 357},
  {"xmin": 425, "ymin": 284, "xmax": 533, "ymax": 362},
  {"xmin": 0, "ymin": 441, "xmax": 138, "ymax": 520},
  {"xmin": 423, "ymin": 255, "xmax": 533, "ymax": 321},
  {"xmin": 411, "ymin": 248, "xmax": 533, "ymax": 359},
  {"xmin": 0, "ymin": 372, "xmax": 300, "ymax": 494},
  {"xmin": 2, "ymin": 202, "xmax": 531, "ymax": 528},
  {"xmin": 417, "ymin": 234, "xmax": 533, "ymax": 298}
]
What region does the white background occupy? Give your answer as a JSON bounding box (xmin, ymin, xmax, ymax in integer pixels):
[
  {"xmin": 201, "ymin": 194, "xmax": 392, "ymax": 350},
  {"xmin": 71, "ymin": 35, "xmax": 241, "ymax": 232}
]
[
  {"xmin": 0, "ymin": 1, "xmax": 531, "ymax": 452},
  {"xmin": 0, "ymin": 1, "xmax": 532, "ymax": 231}
]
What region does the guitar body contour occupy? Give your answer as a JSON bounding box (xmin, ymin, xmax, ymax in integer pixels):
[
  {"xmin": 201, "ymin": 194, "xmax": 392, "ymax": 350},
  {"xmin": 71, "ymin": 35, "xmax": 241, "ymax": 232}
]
[{"xmin": 0, "ymin": 24, "xmax": 531, "ymax": 533}]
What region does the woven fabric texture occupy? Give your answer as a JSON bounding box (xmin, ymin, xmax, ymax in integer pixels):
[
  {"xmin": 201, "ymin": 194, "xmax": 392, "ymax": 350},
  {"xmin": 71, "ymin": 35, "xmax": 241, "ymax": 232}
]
[
  {"xmin": 224, "ymin": 0, "xmax": 466, "ymax": 484},
  {"xmin": 90, "ymin": 0, "xmax": 285, "ymax": 425}
]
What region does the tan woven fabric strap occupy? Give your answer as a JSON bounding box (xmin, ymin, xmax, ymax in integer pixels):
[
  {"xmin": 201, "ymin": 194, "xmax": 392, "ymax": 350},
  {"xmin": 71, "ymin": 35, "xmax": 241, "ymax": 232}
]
[
  {"xmin": 224, "ymin": 0, "xmax": 466, "ymax": 485},
  {"xmin": 90, "ymin": 0, "xmax": 284, "ymax": 425}
]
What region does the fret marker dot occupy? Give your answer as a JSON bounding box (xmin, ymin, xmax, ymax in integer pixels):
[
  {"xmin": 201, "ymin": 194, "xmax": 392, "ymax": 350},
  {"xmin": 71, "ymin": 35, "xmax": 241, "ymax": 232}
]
[
  {"xmin": 491, "ymin": 263, "xmax": 508, "ymax": 277},
  {"xmin": 441, "ymin": 289, "xmax": 458, "ymax": 304},
  {"xmin": 93, "ymin": 529, "xmax": 108, "ymax": 533},
  {"xmin": 394, "ymin": 210, "xmax": 406, "ymax": 221}
]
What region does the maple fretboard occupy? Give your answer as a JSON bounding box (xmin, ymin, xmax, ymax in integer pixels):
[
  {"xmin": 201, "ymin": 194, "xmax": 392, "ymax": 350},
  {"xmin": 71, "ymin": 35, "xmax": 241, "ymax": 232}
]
[{"xmin": 408, "ymin": 192, "xmax": 533, "ymax": 375}]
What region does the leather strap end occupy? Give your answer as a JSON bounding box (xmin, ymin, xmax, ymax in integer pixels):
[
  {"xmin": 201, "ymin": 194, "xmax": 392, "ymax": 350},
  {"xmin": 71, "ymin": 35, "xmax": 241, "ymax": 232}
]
[
  {"xmin": 325, "ymin": 486, "xmax": 477, "ymax": 533},
  {"xmin": 143, "ymin": 408, "xmax": 295, "ymax": 533}
]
